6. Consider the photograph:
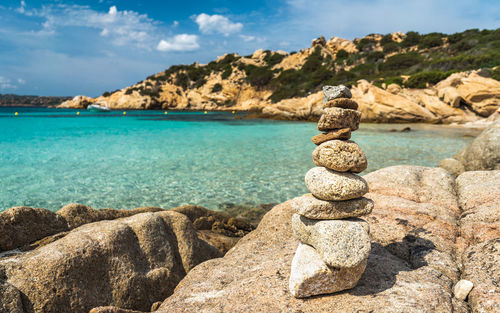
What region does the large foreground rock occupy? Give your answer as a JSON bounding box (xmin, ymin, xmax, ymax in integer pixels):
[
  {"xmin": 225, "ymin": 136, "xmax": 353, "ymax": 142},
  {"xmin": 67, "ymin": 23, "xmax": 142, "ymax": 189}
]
[
  {"xmin": 0, "ymin": 211, "xmax": 221, "ymax": 313},
  {"xmin": 154, "ymin": 165, "xmax": 464, "ymax": 313},
  {"xmin": 456, "ymin": 170, "xmax": 500, "ymax": 313}
]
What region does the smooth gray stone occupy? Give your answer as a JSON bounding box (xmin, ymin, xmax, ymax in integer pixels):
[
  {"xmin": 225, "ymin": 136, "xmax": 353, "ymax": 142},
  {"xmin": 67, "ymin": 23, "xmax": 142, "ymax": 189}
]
[
  {"xmin": 305, "ymin": 167, "xmax": 368, "ymax": 201},
  {"xmin": 291, "ymin": 193, "xmax": 373, "ymax": 220},
  {"xmin": 292, "ymin": 214, "xmax": 371, "ymax": 268},
  {"xmin": 323, "ymin": 85, "xmax": 352, "ymax": 103},
  {"xmin": 289, "ymin": 242, "xmax": 367, "ymax": 298}
]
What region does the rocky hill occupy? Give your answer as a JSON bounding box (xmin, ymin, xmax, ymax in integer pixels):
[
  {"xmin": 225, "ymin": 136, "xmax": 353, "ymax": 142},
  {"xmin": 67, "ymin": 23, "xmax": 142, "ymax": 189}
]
[
  {"xmin": 0, "ymin": 94, "xmax": 71, "ymax": 107},
  {"xmin": 59, "ymin": 28, "xmax": 500, "ymax": 123}
]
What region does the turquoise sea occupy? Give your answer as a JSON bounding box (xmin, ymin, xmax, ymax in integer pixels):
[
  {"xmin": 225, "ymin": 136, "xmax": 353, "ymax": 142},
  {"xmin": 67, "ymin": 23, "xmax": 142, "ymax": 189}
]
[{"xmin": 0, "ymin": 107, "xmax": 476, "ymax": 212}]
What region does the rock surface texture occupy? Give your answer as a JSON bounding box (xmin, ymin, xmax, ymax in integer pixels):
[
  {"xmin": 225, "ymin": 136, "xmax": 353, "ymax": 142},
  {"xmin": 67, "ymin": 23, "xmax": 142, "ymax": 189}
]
[
  {"xmin": 0, "ymin": 205, "xmax": 253, "ymax": 313},
  {"xmin": 153, "ymin": 164, "xmax": 500, "ymax": 312}
]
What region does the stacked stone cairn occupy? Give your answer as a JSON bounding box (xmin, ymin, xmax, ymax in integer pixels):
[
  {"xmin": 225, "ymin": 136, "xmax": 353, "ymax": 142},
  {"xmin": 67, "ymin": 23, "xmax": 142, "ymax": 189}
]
[{"xmin": 288, "ymin": 85, "xmax": 373, "ymax": 298}]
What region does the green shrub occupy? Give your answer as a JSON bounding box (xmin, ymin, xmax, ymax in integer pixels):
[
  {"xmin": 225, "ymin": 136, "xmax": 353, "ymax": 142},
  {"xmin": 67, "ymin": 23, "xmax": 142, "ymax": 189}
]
[
  {"xmin": 356, "ymin": 38, "xmax": 376, "ymax": 51},
  {"xmin": 221, "ymin": 66, "xmax": 232, "ymax": 79},
  {"xmin": 336, "ymin": 49, "xmax": 349, "ymax": 60},
  {"xmin": 381, "ymin": 34, "xmax": 394, "ymax": 45},
  {"xmin": 125, "ymin": 89, "xmax": 133, "ymax": 95},
  {"xmin": 366, "ymin": 51, "xmax": 385, "ymax": 62},
  {"xmin": 212, "ymin": 83, "xmax": 222, "ymax": 93},
  {"xmin": 402, "ymin": 31, "xmax": 420, "ymax": 47},
  {"xmin": 384, "ymin": 76, "xmax": 404, "ymax": 86},
  {"xmin": 219, "ymin": 53, "xmax": 239, "ymax": 65},
  {"xmin": 379, "ymin": 52, "xmax": 423, "ymax": 72},
  {"xmin": 310, "ymin": 67, "xmax": 334, "ymax": 87},
  {"xmin": 330, "ymin": 70, "xmax": 356, "ymax": 84},
  {"xmin": 193, "ymin": 78, "xmax": 206, "ymax": 88},
  {"xmin": 302, "ymin": 47, "xmax": 323, "ymax": 72},
  {"xmin": 102, "ymin": 91, "xmax": 111, "ymax": 97},
  {"xmin": 244, "ymin": 65, "xmax": 274, "ymax": 87},
  {"xmin": 404, "ymin": 70, "xmax": 455, "ymax": 88},
  {"xmin": 263, "ymin": 52, "xmax": 285, "ymax": 66},
  {"xmin": 175, "ymin": 73, "xmax": 189, "ymax": 90},
  {"xmin": 350, "ymin": 63, "xmax": 376, "ymax": 76},
  {"xmin": 492, "ymin": 67, "xmax": 500, "ymax": 81},
  {"xmin": 450, "ymin": 40, "xmax": 474, "ymax": 53},
  {"xmin": 419, "ymin": 33, "xmax": 444, "ymax": 49},
  {"xmin": 447, "ymin": 33, "xmax": 463, "ymax": 44},
  {"xmin": 383, "ymin": 42, "xmax": 400, "ymax": 54}
]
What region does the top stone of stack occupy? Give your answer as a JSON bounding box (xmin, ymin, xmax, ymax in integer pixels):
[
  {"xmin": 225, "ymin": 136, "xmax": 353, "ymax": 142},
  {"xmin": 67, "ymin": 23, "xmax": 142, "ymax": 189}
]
[{"xmin": 322, "ymin": 85, "xmax": 352, "ymax": 103}]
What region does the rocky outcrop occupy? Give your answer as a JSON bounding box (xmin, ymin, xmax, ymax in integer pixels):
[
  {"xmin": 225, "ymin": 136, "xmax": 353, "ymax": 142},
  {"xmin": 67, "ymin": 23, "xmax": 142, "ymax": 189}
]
[
  {"xmin": 57, "ymin": 203, "xmax": 165, "ymax": 229},
  {"xmin": 0, "ymin": 211, "xmax": 221, "ymax": 313},
  {"xmin": 171, "ymin": 205, "xmax": 255, "ymax": 254},
  {"xmin": 438, "ymin": 117, "xmax": 499, "ymax": 175},
  {"xmin": 0, "ymin": 207, "xmax": 68, "ymax": 252},
  {"xmin": 454, "ymin": 119, "xmax": 500, "ymax": 171},
  {"xmin": 57, "ymin": 35, "xmax": 500, "ymax": 126},
  {"xmin": 150, "ymin": 165, "xmax": 471, "ymax": 312}
]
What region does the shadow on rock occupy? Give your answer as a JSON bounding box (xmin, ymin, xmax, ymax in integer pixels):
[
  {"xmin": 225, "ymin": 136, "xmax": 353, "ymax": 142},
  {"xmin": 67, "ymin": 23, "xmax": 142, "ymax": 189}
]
[{"xmin": 350, "ymin": 236, "xmax": 436, "ymax": 296}]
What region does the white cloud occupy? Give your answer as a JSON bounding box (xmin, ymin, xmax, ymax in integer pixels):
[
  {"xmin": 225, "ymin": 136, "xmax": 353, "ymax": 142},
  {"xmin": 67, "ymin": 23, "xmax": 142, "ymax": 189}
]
[
  {"xmin": 157, "ymin": 34, "xmax": 200, "ymax": 52},
  {"xmin": 18, "ymin": 4, "xmax": 161, "ymax": 49},
  {"xmin": 194, "ymin": 13, "xmax": 243, "ymax": 36},
  {"xmin": 0, "ymin": 76, "xmax": 17, "ymax": 90},
  {"xmin": 108, "ymin": 6, "xmax": 117, "ymax": 16},
  {"xmin": 240, "ymin": 34, "xmax": 255, "ymax": 42},
  {"xmin": 17, "ymin": 78, "xmax": 26, "ymax": 84},
  {"xmin": 173, "ymin": 21, "xmax": 179, "ymax": 27}
]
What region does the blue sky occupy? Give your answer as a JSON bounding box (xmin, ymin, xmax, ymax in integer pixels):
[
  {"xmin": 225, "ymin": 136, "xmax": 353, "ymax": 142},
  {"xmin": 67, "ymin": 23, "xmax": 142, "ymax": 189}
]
[{"xmin": 1, "ymin": 0, "xmax": 499, "ymax": 96}]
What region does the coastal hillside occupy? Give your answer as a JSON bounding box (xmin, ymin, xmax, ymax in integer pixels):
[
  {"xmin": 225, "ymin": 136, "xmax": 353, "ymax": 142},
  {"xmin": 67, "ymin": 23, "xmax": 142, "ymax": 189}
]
[
  {"xmin": 59, "ymin": 28, "xmax": 500, "ymax": 123},
  {"xmin": 0, "ymin": 94, "xmax": 71, "ymax": 107}
]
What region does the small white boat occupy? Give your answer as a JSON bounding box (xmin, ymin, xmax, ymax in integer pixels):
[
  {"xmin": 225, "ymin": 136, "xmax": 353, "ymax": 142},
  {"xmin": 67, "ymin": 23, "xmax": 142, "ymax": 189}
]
[{"xmin": 87, "ymin": 103, "xmax": 111, "ymax": 112}]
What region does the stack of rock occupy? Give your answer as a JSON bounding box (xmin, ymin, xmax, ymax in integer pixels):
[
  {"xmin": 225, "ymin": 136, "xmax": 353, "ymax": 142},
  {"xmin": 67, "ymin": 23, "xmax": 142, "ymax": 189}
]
[{"xmin": 289, "ymin": 85, "xmax": 373, "ymax": 298}]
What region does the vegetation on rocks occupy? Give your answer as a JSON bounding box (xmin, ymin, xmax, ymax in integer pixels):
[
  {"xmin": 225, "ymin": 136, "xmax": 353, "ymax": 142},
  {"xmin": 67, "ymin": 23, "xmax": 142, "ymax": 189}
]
[{"xmin": 58, "ymin": 27, "xmax": 500, "ymax": 116}]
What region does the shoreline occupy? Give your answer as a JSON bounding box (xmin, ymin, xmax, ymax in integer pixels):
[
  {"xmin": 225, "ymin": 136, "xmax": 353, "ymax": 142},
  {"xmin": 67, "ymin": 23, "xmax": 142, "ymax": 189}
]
[{"xmin": 3, "ymin": 105, "xmax": 498, "ymax": 129}]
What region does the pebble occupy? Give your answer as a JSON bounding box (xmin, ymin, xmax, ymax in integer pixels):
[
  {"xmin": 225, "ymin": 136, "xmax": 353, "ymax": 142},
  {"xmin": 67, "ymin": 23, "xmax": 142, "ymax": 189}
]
[
  {"xmin": 311, "ymin": 128, "xmax": 351, "ymax": 145},
  {"xmin": 454, "ymin": 279, "xmax": 474, "ymax": 300},
  {"xmin": 289, "ymin": 243, "xmax": 367, "ymax": 298},
  {"xmin": 323, "ymin": 85, "xmax": 352, "ymax": 103},
  {"xmin": 313, "ymin": 140, "xmax": 367, "ymax": 173},
  {"xmin": 291, "ymin": 194, "xmax": 373, "ymax": 220},
  {"xmin": 318, "ymin": 108, "xmax": 361, "ymax": 131},
  {"xmin": 324, "ymin": 98, "xmax": 359, "ymax": 110},
  {"xmin": 292, "ymin": 214, "xmax": 371, "ymax": 268},
  {"xmin": 305, "ymin": 167, "xmax": 368, "ymax": 201}
]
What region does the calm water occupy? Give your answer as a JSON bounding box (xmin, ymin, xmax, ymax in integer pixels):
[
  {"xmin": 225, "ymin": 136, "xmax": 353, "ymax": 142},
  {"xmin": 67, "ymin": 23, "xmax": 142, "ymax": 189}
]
[{"xmin": 0, "ymin": 107, "xmax": 476, "ymax": 212}]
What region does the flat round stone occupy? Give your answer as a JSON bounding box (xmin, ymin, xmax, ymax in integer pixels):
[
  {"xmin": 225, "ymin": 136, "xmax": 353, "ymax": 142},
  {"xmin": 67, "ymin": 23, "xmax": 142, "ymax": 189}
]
[
  {"xmin": 312, "ymin": 140, "xmax": 367, "ymax": 173},
  {"xmin": 291, "ymin": 194, "xmax": 373, "ymax": 219},
  {"xmin": 311, "ymin": 128, "xmax": 351, "ymax": 145},
  {"xmin": 318, "ymin": 108, "xmax": 361, "ymax": 131},
  {"xmin": 292, "ymin": 214, "xmax": 371, "ymax": 268},
  {"xmin": 324, "ymin": 98, "xmax": 358, "ymax": 110},
  {"xmin": 289, "ymin": 243, "xmax": 367, "ymax": 298},
  {"xmin": 305, "ymin": 167, "xmax": 368, "ymax": 200}
]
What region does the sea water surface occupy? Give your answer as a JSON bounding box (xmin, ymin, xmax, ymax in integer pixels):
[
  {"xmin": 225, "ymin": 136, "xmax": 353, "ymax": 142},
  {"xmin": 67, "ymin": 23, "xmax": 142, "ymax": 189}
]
[{"xmin": 0, "ymin": 107, "xmax": 477, "ymax": 212}]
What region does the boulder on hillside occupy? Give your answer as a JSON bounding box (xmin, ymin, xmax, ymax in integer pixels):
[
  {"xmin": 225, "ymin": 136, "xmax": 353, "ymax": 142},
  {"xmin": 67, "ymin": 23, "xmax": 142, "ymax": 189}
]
[
  {"xmin": 0, "ymin": 207, "xmax": 68, "ymax": 252},
  {"xmin": 0, "ymin": 211, "xmax": 221, "ymax": 313},
  {"xmin": 454, "ymin": 119, "xmax": 500, "ymax": 171}
]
